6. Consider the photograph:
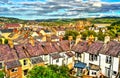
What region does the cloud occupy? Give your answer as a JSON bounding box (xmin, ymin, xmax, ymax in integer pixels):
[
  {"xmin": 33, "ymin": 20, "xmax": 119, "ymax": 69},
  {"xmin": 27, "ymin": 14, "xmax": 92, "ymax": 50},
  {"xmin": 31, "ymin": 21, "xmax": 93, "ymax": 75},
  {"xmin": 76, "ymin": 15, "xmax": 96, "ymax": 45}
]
[{"xmin": 0, "ymin": 0, "xmax": 120, "ymax": 19}]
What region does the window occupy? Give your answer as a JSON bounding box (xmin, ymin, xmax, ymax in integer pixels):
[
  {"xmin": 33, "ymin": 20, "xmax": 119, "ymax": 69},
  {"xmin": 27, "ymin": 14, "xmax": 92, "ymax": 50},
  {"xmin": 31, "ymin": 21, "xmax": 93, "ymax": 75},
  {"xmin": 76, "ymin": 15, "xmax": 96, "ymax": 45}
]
[
  {"xmin": 0, "ymin": 63, "xmax": 3, "ymax": 69},
  {"xmin": 106, "ymin": 56, "xmax": 112, "ymax": 64},
  {"xmin": 89, "ymin": 54, "xmax": 98, "ymax": 61},
  {"xmin": 105, "ymin": 67, "xmax": 110, "ymax": 77},
  {"xmin": 56, "ymin": 59, "xmax": 59, "ymax": 63},
  {"xmin": 75, "ymin": 53, "xmax": 81, "ymax": 58},
  {"xmin": 92, "ymin": 72, "xmax": 96, "ymax": 75},
  {"xmin": 44, "ymin": 55, "xmax": 48, "ymax": 62},
  {"xmin": 24, "ymin": 69, "xmax": 28, "ymax": 76},
  {"xmin": 23, "ymin": 60, "xmax": 27, "ymax": 65},
  {"xmin": 113, "ymin": 71, "xmax": 117, "ymax": 76},
  {"xmin": 11, "ymin": 68, "xmax": 18, "ymax": 72}
]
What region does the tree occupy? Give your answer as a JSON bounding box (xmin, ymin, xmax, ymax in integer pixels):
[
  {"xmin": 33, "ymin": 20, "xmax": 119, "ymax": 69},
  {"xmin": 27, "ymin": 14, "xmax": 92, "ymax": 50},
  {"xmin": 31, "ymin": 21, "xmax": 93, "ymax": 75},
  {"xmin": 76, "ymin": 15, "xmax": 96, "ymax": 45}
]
[
  {"xmin": 97, "ymin": 32, "xmax": 105, "ymax": 41},
  {"xmin": 0, "ymin": 71, "xmax": 4, "ymax": 78},
  {"xmin": 27, "ymin": 65, "xmax": 69, "ymax": 78},
  {"xmin": 81, "ymin": 30, "xmax": 97, "ymax": 40},
  {"xmin": 4, "ymin": 39, "xmax": 8, "ymax": 44},
  {"xmin": 64, "ymin": 30, "xmax": 79, "ymax": 40},
  {"xmin": 0, "ymin": 38, "xmax": 2, "ymax": 44}
]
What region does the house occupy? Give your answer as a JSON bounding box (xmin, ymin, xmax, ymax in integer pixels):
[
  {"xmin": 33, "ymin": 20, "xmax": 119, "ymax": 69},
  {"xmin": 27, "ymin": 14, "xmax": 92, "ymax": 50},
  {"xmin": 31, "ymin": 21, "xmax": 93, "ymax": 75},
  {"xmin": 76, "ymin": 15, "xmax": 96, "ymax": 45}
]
[
  {"xmin": 24, "ymin": 42, "xmax": 45, "ymax": 67},
  {"xmin": 41, "ymin": 42, "xmax": 63, "ymax": 65},
  {"xmin": 0, "ymin": 29, "xmax": 13, "ymax": 38},
  {"xmin": 0, "ymin": 45, "xmax": 22, "ymax": 78},
  {"xmin": 99, "ymin": 40, "xmax": 120, "ymax": 78},
  {"xmin": 72, "ymin": 41, "xmax": 88, "ymax": 76},
  {"xmin": 84, "ymin": 41, "xmax": 103, "ymax": 77},
  {"xmin": 5, "ymin": 60, "xmax": 22, "ymax": 78},
  {"xmin": 4, "ymin": 23, "xmax": 21, "ymax": 29},
  {"xmin": 49, "ymin": 53, "xmax": 63, "ymax": 66},
  {"xmin": 14, "ymin": 44, "xmax": 31, "ymax": 78},
  {"xmin": 64, "ymin": 52, "xmax": 75, "ymax": 69}
]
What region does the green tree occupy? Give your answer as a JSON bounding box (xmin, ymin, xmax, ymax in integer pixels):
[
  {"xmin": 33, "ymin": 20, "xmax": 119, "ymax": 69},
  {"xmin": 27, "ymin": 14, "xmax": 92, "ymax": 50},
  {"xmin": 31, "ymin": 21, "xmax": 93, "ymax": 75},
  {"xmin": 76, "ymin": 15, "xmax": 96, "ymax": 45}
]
[
  {"xmin": 64, "ymin": 30, "xmax": 79, "ymax": 40},
  {"xmin": 0, "ymin": 71, "xmax": 4, "ymax": 78},
  {"xmin": 0, "ymin": 38, "xmax": 2, "ymax": 44},
  {"xmin": 81, "ymin": 30, "xmax": 97, "ymax": 40},
  {"xmin": 27, "ymin": 65, "xmax": 69, "ymax": 78},
  {"xmin": 4, "ymin": 39, "xmax": 8, "ymax": 44},
  {"xmin": 97, "ymin": 32, "xmax": 105, "ymax": 41}
]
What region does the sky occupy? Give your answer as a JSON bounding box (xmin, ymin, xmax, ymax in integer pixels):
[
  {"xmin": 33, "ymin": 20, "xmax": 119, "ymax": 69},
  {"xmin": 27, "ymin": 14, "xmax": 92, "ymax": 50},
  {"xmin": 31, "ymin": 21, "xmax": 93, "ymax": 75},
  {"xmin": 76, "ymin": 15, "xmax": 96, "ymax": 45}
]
[{"xmin": 0, "ymin": 0, "xmax": 120, "ymax": 20}]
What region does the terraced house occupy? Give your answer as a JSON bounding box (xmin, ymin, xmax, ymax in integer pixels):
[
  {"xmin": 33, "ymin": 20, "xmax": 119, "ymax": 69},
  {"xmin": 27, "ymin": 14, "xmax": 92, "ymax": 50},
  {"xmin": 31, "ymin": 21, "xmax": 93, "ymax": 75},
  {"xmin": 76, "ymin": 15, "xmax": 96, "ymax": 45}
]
[{"xmin": 0, "ymin": 36, "xmax": 120, "ymax": 78}]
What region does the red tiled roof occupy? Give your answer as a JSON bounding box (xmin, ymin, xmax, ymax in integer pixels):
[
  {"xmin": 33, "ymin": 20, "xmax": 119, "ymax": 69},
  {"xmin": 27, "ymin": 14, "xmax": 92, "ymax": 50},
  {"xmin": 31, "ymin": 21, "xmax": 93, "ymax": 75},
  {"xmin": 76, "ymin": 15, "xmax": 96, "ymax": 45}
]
[
  {"xmin": 41, "ymin": 42, "xmax": 58, "ymax": 53},
  {"xmin": 4, "ymin": 23, "xmax": 20, "ymax": 28},
  {"xmin": 87, "ymin": 41, "xmax": 103, "ymax": 54},
  {"xmin": 14, "ymin": 44, "xmax": 28, "ymax": 59},
  {"xmin": 25, "ymin": 42, "xmax": 45, "ymax": 57},
  {"xmin": 52, "ymin": 42, "xmax": 63, "ymax": 52},
  {"xmin": 72, "ymin": 41, "xmax": 88, "ymax": 53},
  {"xmin": 59, "ymin": 40, "xmax": 70, "ymax": 51},
  {"xmin": 99, "ymin": 41, "xmax": 118, "ymax": 55}
]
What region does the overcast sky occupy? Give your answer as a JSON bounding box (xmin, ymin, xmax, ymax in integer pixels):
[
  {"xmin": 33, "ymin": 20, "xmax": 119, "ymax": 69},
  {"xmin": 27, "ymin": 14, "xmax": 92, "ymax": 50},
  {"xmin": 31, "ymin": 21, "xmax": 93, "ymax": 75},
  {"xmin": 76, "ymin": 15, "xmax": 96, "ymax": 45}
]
[{"xmin": 0, "ymin": 0, "xmax": 120, "ymax": 20}]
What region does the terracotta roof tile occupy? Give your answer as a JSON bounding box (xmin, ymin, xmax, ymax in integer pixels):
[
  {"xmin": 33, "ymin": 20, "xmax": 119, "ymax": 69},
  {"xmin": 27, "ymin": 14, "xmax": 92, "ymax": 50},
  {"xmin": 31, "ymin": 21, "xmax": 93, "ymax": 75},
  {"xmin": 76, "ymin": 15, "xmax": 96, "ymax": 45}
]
[
  {"xmin": 72, "ymin": 41, "xmax": 88, "ymax": 53},
  {"xmin": 59, "ymin": 40, "xmax": 70, "ymax": 51},
  {"xmin": 87, "ymin": 41, "xmax": 103, "ymax": 54},
  {"xmin": 14, "ymin": 44, "xmax": 28, "ymax": 59},
  {"xmin": 0, "ymin": 45, "xmax": 18, "ymax": 62}
]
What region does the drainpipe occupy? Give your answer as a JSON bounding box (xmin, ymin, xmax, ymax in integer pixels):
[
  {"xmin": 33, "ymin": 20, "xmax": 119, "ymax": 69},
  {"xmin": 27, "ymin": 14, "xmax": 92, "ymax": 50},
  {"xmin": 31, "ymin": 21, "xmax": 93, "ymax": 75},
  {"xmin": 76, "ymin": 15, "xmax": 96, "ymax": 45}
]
[
  {"xmin": 110, "ymin": 57, "xmax": 114, "ymax": 78},
  {"xmin": 115, "ymin": 55, "xmax": 120, "ymax": 78},
  {"xmin": 99, "ymin": 55, "xmax": 101, "ymax": 69}
]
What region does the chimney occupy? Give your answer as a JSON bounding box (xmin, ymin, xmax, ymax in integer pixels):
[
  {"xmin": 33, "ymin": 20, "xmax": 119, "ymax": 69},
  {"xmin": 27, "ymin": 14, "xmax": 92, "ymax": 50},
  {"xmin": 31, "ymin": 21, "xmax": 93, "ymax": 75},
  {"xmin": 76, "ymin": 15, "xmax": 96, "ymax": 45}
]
[
  {"xmin": 68, "ymin": 36, "xmax": 73, "ymax": 42},
  {"xmin": 59, "ymin": 35, "xmax": 63, "ymax": 41},
  {"xmin": 95, "ymin": 37, "xmax": 98, "ymax": 41},
  {"xmin": 8, "ymin": 39, "xmax": 14, "ymax": 48},
  {"xmin": 75, "ymin": 35, "xmax": 82, "ymax": 45},
  {"xmin": 88, "ymin": 35, "xmax": 94, "ymax": 45},
  {"xmin": 104, "ymin": 35, "xmax": 110, "ymax": 44},
  {"xmin": 46, "ymin": 35, "xmax": 51, "ymax": 42},
  {"xmin": 118, "ymin": 35, "xmax": 120, "ymax": 42},
  {"xmin": 29, "ymin": 36, "xmax": 35, "ymax": 46}
]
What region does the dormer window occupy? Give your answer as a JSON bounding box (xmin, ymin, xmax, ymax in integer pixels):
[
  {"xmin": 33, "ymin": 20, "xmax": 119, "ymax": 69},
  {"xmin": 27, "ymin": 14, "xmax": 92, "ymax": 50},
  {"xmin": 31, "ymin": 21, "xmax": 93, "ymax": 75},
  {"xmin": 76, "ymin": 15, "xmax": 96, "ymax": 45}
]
[{"xmin": 23, "ymin": 60, "xmax": 27, "ymax": 65}]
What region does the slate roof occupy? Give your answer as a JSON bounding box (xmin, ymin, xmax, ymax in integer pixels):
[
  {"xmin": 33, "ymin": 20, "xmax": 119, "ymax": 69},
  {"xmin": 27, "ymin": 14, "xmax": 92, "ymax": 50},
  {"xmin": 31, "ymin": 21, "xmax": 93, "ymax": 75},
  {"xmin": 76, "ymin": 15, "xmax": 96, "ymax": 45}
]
[
  {"xmin": 0, "ymin": 29, "xmax": 13, "ymax": 33},
  {"xmin": 30, "ymin": 56, "xmax": 44, "ymax": 64},
  {"xmin": 5, "ymin": 60, "xmax": 21, "ymax": 69}
]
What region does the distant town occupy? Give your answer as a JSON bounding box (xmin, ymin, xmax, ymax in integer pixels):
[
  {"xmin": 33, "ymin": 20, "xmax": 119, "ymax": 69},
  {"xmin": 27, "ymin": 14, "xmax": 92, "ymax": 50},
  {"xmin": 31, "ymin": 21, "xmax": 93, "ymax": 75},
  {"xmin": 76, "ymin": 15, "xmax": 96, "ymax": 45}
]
[{"xmin": 0, "ymin": 17, "xmax": 120, "ymax": 78}]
